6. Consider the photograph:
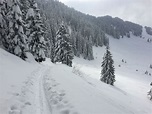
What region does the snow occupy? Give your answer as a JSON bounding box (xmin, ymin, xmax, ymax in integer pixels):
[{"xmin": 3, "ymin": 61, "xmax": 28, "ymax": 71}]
[
  {"xmin": 142, "ymin": 27, "xmax": 152, "ymax": 40},
  {"xmin": 0, "ymin": 28, "xmax": 152, "ymax": 114},
  {"xmin": 26, "ymin": 8, "xmax": 34, "ymax": 19},
  {"xmin": 40, "ymin": 36, "xmax": 45, "ymax": 44},
  {"xmin": 39, "ymin": 49, "xmax": 45, "ymax": 58},
  {"xmin": 14, "ymin": 45, "xmax": 21, "ymax": 55},
  {"xmin": 13, "ymin": 4, "xmax": 22, "ymax": 20},
  {"xmin": 0, "ymin": 49, "xmax": 50, "ymax": 114},
  {"xmin": 33, "ymin": 3, "xmax": 38, "ymax": 8},
  {"xmin": 19, "ymin": 26, "xmax": 24, "ymax": 34},
  {"xmin": 66, "ymin": 28, "xmax": 152, "ymax": 113},
  {"xmin": 0, "ymin": 14, "xmax": 3, "ymax": 24},
  {"xmin": 6, "ymin": 0, "xmax": 13, "ymax": 7},
  {"xmin": 0, "ymin": 0, "xmax": 4, "ymax": 4}
]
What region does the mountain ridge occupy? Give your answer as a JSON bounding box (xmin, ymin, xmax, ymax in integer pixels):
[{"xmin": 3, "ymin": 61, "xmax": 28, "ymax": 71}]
[{"xmin": 35, "ymin": 0, "xmax": 151, "ymax": 60}]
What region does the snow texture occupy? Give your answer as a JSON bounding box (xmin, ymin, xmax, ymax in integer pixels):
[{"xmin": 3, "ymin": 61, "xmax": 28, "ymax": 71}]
[
  {"xmin": 0, "ymin": 28, "xmax": 152, "ymax": 114},
  {"xmin": 26, "ymin": 8, "xmax": 34, "ymax": 19}
]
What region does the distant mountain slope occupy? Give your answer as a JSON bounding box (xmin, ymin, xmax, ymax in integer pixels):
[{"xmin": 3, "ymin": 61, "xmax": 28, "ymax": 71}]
[
  {"xmin": 35, "ymin": 0, "xmax": 151, "ymax": 61},
  {"xmin": 36, "ymin": 0, "xmax": 151, "ymax": 40},
  {"xmin": 97, "ymin": 16, "xmax": 143, "ymax": 38}
]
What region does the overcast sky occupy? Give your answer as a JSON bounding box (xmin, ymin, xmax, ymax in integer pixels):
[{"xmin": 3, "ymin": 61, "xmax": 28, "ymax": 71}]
[{"xmin": 59, "ymin": 0, "xmax": 152, "ymax": 27}]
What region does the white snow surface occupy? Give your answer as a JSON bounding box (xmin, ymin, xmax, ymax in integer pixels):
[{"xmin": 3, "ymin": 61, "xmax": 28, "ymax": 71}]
[
  {"xmin": 0, "ymin": 28, "xmax": 152, "ymax": 114},
  {"xmin": 26, "ymin": 8, "xmax": 34, "ymax": 19}
]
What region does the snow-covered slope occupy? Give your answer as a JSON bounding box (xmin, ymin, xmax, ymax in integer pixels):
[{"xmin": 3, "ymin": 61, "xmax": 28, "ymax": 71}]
[
  {"xmin": 0, "ymin": 49, "xmax": 50, "ymax": 114},
  {"xmin": 70, "ymin": 28, "xmax": 152, "ymax": 113},
  {"xmin": 0, "ymin": 28, "xmax": 152, "ymax": 114}
]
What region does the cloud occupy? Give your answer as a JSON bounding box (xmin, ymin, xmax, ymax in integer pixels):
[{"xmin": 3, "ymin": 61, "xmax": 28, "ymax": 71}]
[{"xmin": 59, "ymin": 0, "xmax": 152, "ymax": 27}]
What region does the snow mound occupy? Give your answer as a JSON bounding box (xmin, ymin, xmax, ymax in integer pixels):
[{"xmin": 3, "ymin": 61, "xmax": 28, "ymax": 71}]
[{"xmin": 25, "ymin": 52, "xmax": 37, "ymax": 63}]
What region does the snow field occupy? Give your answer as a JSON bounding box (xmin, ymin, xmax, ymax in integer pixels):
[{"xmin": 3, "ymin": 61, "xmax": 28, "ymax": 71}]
[{"xmin": 71, "ymin": 28, "xmax": 152, "ymax": 113}]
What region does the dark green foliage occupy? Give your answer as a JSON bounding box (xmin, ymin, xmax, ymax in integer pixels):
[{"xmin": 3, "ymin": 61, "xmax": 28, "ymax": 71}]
[
  {"xmin": 6, "ymin": 0, "xmax": 27, "ymax": 60},
  {"xmin": 0, "ymin": 0, "xmax": 7, "ymax": 48},
  {"xmin": 20, "ymin": 0, "xmax": 30, "ymax": 20},
  {"xmin": 145, "ymin": 26, "xmax": 152, "ymax": 35},
  {"xmin": 97, "ymin": 16, "xmax": 143, "ymax": 38},
  {"xmin": 150, "ymin": 64, "xmax": 152, "ymax": 69},
  {"xmin": 54, "ymin": 23, "xmax": 74, "ymax": 67},
  {"xmin": 125, "ymin": 21, "xmax": 142, "ymax": 36},
  {"xmin": 101, "ymin": 46, "xmax": 115, "ymax": 85},
  {"xmin": 35, "ymin": 0, "xmax": 148, "ymax": 61},
  {"xmin": 0, "ymin": 0, "xmax": 48, "ymax": 62},
  {"xmin": 35, "ymin": 0, "xmax": 107, "ymax": 60},
  {"xmin": 26, "ymin": 0, "xmax": 46, "ymax": 62}
]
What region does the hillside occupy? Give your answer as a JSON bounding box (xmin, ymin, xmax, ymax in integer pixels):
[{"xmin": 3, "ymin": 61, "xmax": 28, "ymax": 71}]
[
  {"xmin": 0, "ymin": 28, "xmax": 152, "ymax": 114},
  {"xmin": 0, "ymin": 0, "xmax": 152, "ymax": 114},
  {"xmin": 1, "ymin": 0, "xmax": 151, "ymax": 62},
  {"xmin": 35, "ymin": 0, "xmax": 151, "ymax": 61}
]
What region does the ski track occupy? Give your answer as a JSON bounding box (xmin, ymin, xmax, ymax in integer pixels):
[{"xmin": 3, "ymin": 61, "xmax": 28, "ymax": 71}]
[
  {"xmin": 34, "ymin": 66, "xmax": 51, "ymax": 114},
  {"xmin": 43, "ymin": 66, "xmax": 79, "ymax": 114},
  {"xmin": 8, "ymin": 65, "xmax": 52, "ymax": 114},
  {"xmin": 8, "ymin": 64, "xmax": 77, "ymax": 114}
]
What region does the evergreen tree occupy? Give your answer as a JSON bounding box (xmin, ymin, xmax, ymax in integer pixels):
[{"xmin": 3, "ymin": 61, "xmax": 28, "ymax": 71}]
[
  {"xmin": 26, "ymin": 0, "xmax": 46, "ymax": 62},
  {"xmin": 75, "ymin": 32, "xmax": 82, "ymax": 57},
  {"xmin": 100, "ymin": 46, "xmax": 115, "ymax": 85},
  {"xmin": 50, "ymin": 36, "xmax": 55, "ymax": 63},
  {"xmin": 20, "ymin": 0, "xmax": 30, "ymax": 20},
  {"xmin": 150, "ymin": 64, "xmax": 152, "ymax": 69},
  {"xmin": 104, "ymin": 36, "xmax": 109, "ymax": 46},
  {"xmin": 50, "ymin": 24, "xmax": 57, "ymax": 63},
  {"xmin": 54, "ymin": 23, "xmax": 74, "ymax": 67},
  {"xmin": 0, "ymin": 0, "xmax": 7, "ymax": 47},
  {"xmin": 6, "ymin": 0, "xmax": 27, "ymax": 60},
  {"xmin": 82, "ymin": 39, "xmax": 87, "ymax": 59},
  {"xmin": 71, "ymin": 31, "xmax": 77, "ymax": 56},
  {"xmin": 87, "ymin": 36, "xmax": 94, "ymax": 60}
]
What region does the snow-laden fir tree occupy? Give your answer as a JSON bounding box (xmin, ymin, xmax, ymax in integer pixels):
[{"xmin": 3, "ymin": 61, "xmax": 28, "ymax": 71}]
[
  {"xmin": 82, "ymin": 39, "xmax": 87, "ymax": 59},
  {"xmin": 100, "ymin": 46, "xmax": 115, "ymax": 85},
  {"xmin": 81, "ymin": 36, "xmax": 94, "ymax": 60},
  {"xmin": 50, "ymin": 35, "xmax": 55, "ymax": 63},
  {"xmin": 150, "ymin": 64, "xmax": 152, "ymax": 69},
  {"xmin": 54, "ymin": 23, "xmax": 74, "ymax": 67},
  {"xmin": 20, "ymin": 0, "xmax": 30, "ymax": 20},
  {"xmin": 26, "ymin": 0, "xmax": 46, "ymax": 62},
  {"xmin": 87, "ymin": 36, "xmax": 94, "ymax": 60},
  {"xmin": 6, "ymin": 0, "xmax": 27, "ymax": 60},
  {"xmin": 72, "ymin": 31, "xmax": 82, "ymax": 57},
  {"xmin": 0, "ymin": 0, "xmax": 7, "ymax": 47}
]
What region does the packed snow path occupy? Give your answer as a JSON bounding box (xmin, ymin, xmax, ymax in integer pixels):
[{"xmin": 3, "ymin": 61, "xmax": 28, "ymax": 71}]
[
  {"xmin": 7, "ymin": 65, "xmax": 51, "ymax": 114},
  {"xmin": 34, "ymin": 66, "xmax": 51, "ymax": 114},
  {"xmin": 43, "ymin": 65, "xmax": 79, "ymax": 114}
]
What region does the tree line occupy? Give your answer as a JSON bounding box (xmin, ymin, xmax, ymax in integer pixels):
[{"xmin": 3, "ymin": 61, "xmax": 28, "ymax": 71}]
[{"xmin": 1, "ymin": 0, "xmax": 150, "ymax": 68}]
